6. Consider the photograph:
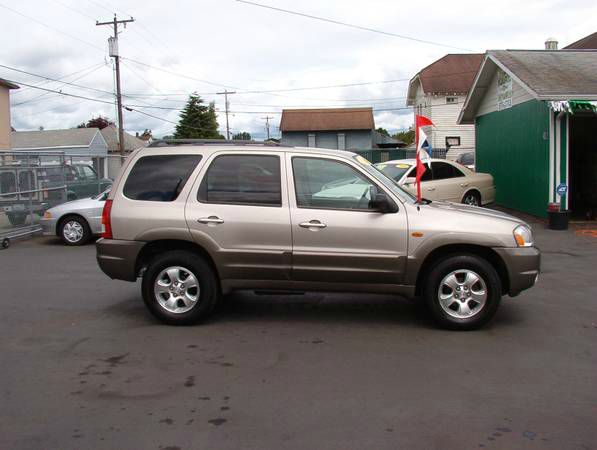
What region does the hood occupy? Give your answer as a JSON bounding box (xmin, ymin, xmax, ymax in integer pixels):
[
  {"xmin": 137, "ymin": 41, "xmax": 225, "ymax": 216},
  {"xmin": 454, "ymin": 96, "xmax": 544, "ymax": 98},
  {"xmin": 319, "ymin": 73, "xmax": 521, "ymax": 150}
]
[
  {"xmin": 47, "ymin": 197, "xmax": 102, "ymax": 214},
  {"xmin": 428, "ymin": 201, "xmax": 525, "ymax": 225}
]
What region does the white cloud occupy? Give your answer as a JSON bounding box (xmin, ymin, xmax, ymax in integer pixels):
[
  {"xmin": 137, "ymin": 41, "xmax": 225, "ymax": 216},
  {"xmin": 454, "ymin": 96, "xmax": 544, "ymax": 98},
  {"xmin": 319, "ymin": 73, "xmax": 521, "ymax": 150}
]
[{"xmin": 2, "ymin": 0, "xmax": 596, "ymax": 138}]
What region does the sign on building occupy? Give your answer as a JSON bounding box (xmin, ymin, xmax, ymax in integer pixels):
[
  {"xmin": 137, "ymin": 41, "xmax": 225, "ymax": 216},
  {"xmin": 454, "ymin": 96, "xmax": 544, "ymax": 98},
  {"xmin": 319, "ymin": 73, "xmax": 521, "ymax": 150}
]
[{"xmin": 497, "ymin": 70, "xmax": 512, "ymax": 111}]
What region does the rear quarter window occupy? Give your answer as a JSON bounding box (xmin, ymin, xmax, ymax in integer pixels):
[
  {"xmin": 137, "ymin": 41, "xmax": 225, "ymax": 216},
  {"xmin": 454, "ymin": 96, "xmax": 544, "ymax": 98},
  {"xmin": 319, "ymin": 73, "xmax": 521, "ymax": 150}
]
[{"xmin": 123, "ymin": 154, "xmax": 202, "ymax": 202}]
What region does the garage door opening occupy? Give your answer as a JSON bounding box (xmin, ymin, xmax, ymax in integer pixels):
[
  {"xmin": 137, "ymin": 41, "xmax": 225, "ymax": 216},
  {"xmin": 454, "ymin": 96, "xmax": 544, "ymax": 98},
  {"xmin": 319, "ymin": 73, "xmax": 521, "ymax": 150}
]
[{"xmin": 569, "ymin": 114, "xmax": 597, "ymax": 220}]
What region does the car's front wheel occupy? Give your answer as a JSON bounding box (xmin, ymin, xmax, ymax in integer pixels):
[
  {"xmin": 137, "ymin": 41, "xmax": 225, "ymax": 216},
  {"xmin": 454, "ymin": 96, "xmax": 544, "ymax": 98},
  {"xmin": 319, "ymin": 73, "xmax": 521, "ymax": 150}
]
[
  {"xmin": 423, "ymin": 255, "xmax": 502, "ymax": 330},
  {"xmin": 59, "ymin": 215, "xmax": 91, "ymax": 246},
  {"xmin": 141, "ymin": 251, "xmax": 220, "ymax": 325},
  {"xmin": 462, "ymin": 191, "xmax": 481, "ymax": 206}
]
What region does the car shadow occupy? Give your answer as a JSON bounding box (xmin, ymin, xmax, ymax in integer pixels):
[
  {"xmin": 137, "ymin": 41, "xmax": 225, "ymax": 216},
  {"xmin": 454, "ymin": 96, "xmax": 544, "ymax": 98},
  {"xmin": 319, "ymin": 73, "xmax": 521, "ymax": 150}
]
[{"xmin": 212, "ymin": 291, "xmax": 435, "ymax": 329}]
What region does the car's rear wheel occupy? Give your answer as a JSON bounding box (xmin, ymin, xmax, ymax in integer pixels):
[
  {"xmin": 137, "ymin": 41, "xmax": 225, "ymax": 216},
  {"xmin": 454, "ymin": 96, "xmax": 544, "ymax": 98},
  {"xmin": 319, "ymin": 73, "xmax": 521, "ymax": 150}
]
[
  {"xmin": 141, "ymin": 250, "xmax": 219, "ymax": 325},
  {"xmin": 462, "ymin": 191, "xmax": 481, "ymax": 206},
  {"xmin": 59, "ymin": 215, "xmax": 91, "ymax": 246},
  {"xmin": 423, "ymin": 255, "xmax": 501, "ymax": 330}
]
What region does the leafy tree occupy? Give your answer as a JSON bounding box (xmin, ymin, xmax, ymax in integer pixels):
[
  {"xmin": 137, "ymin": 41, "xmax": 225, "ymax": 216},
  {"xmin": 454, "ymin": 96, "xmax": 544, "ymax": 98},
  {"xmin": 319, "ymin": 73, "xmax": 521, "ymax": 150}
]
[
  {"xmin": 376, "ymin": 127, "xmax": 390, "ymax": 137},
  {"xmin": 232, "ymin": 131, "xmax": 252, "ymax": 140},
  {"xmin": 77, "ymin": 115, "xmax": 114, "ymax": 130},
  {"xmin": 393, "ymin": 127, "xmax": 415, "ymax": 146},
  {"xmin": 174, "ymin": 94, "xmax": 222, "ymax": 139}
]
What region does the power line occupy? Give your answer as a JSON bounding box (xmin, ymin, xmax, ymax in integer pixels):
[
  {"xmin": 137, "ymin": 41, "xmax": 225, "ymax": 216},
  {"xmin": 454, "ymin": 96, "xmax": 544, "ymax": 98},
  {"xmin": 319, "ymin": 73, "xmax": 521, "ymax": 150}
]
[
  {"xmin": 236, "ymin": 0, "xmax": 473, "ymax": 52},
  {"xmin": 1, "ymin": 63, "xmax": 114, "ymax": 105},
  {"xmin": 13, "ymin": 64, "xmax": 108, "ymax": 107},
  {"xmin": 10, "ymin": 62, "xmax": 106, "ymax": 95},
  {"xmin": 0, "ymin": 2, "xmax": 105, "ymax": 52}
]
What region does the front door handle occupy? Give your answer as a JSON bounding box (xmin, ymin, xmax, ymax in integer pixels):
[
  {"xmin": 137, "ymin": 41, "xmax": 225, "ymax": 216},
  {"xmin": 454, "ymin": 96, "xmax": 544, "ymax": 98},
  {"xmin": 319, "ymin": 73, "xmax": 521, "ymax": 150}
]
[
  {"xmin": 197, "ymin": 216, "xmax": 224, "ymax": 224},
  {"xmin": 427, "ymin": 187, "xmax": 436, "ymax": 191},
  {"xmin": 299, "ymin": 220, "xmax": 327, "ymax": 229}
]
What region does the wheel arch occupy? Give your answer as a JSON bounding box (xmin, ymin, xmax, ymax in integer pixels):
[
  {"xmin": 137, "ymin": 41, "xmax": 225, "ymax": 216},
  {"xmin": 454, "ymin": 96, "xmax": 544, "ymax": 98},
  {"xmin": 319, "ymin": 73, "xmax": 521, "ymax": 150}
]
[
  {"xmin": 461, "ymin": 188, "xmax": 481, "ymax": 204},
  {"xmin": 135, "ymin": 239, "xmax": 220, "ymax": 285},
  {"xmin": 414, "ymin": 244, "xmax": 509, "ymax": 297}
]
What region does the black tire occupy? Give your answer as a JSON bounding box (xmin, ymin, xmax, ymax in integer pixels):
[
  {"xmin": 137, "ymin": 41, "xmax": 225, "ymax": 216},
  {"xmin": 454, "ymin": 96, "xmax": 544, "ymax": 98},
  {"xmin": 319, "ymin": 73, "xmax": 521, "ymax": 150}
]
[
  {"xmin": 7, "ymin": 212, "xmax": 27, "ymax": 227},
  {"xmin": 141, "ymin": 250, "xmax": 220, "ymax": 325},
  {"xmin": 423, "ymin": 254, "xmax": 502, "ymax": 330},
  {"xmin": 58, "ymin": 215, "xmax": 91, "ymax": 246},
  {"xmin": 462, "ymin": 190, "xmax": 481, "ymax": 207}
]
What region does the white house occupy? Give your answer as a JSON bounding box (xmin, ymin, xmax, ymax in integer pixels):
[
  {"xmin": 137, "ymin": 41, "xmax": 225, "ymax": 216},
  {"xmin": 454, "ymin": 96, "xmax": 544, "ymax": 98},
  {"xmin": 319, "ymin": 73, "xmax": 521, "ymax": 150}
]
[{"xmin": 407, "ymin": 54, "xmax": 483, "ymax": 159}]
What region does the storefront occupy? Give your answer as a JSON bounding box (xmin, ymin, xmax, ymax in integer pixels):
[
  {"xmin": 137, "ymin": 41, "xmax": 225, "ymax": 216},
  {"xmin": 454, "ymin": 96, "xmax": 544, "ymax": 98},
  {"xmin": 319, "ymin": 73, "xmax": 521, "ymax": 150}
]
[{"xmin": 459, "ymin": 50, "xmax": 597, "ymax": 218}]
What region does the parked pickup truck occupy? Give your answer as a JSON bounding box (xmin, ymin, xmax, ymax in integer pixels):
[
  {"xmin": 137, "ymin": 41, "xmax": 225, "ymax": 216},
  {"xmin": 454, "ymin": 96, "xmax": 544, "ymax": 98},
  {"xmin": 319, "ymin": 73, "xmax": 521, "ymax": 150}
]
[
  {"xmin": 96, "ymin": 142, "xmax": 540, "ymax": 330},
  {"xmin": 0, "ymin": 163, "xmax": 111, "ymax": 226}
]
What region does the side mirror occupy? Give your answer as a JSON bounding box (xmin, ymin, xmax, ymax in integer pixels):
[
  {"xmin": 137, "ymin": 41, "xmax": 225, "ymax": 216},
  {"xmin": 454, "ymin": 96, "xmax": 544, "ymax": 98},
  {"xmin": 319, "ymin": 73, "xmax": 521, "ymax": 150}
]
[{"xmin": 369, "ymin": 186, "xmax": 398, "ymax": 213}]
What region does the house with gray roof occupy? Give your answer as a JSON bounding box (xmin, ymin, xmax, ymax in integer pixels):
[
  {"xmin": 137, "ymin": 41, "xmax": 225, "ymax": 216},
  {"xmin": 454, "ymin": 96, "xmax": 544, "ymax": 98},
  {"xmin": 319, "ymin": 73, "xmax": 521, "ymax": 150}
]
[
  {"xmin": 11, "ymin": 128, "xmax": 109, "ymax": 177},
  {"xmin": 458, "ymin": 50, "xmax": 597, "ymax": 218}
]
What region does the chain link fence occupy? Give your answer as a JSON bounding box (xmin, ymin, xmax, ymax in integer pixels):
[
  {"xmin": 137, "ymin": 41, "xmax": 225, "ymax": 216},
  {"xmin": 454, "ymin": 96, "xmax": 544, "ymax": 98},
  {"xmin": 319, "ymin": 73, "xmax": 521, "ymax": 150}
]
[{"xmin": 0, "ymin": 152, "xmax": 126, "ymax": 246}]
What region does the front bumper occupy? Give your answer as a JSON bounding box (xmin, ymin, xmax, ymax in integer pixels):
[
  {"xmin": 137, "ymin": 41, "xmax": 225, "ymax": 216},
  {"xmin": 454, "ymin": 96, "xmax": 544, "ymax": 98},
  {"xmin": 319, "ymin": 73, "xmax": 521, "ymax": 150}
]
[
  {"xmin": 96, "ymin": 238, "xmax": 145, "ymax": 282},
  {"xmin": 493, "ymin": 246, "xmax": 541, "ymax": 296},
  {"xmin": 40, "ymin": 217, "xmax": 58, "ymax": 236}
]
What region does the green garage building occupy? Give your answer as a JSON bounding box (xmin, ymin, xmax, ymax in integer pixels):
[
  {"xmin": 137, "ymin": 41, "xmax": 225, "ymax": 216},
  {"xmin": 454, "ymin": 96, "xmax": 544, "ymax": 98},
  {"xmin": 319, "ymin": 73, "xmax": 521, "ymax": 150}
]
[{"xmin": 459, "ymin": 50, "xmax": 597, "ymax": 218}]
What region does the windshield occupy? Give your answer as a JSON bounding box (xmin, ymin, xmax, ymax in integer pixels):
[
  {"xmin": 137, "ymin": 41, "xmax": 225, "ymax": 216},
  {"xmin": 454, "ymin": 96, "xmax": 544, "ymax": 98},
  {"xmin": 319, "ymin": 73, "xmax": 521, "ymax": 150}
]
[
  {"xmin": 374, "ymin": 163, "xmax": 412, "ymax": 182},
  {"xmin": 353, "ymin": 155, "xmax": 416, "ymax": 203}
]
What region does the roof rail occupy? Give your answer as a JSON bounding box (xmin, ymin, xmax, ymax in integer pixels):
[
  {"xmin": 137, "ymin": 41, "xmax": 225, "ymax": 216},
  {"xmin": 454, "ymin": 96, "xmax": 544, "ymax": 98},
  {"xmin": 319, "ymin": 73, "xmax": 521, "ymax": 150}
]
[{"xmin": 149, "ymin": 139, "xmax": 283, "ymax": 148}]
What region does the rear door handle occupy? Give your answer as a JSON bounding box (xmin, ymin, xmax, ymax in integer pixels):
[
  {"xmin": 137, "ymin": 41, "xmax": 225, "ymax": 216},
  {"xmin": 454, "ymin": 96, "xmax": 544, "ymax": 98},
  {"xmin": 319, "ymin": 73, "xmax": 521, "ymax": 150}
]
[
  {"xmin": 460, "ymin": 183, "xmax": 469, "ymax": 187},
  {"xmin": 299, "ymin": 220, "xmax": 327, "ymax": 229},
  {"xmin": 197, "ymin": 216, "xmax": 224, "ymax": 224},
  {"xmin": 427, "ymin": 187, "xmax": 436, "ymax": 191}
]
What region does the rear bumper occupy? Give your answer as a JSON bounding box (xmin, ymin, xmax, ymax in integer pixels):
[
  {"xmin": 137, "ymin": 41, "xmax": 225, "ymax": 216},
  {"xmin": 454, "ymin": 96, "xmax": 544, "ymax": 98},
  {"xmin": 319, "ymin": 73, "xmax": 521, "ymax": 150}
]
[
  {"xmin": 96, "ymin": 238, "xmax": 145, "ymax": 282},
  {"xmin": 493, "ymin": 246, "xmax": 541, "ymax": 296}
]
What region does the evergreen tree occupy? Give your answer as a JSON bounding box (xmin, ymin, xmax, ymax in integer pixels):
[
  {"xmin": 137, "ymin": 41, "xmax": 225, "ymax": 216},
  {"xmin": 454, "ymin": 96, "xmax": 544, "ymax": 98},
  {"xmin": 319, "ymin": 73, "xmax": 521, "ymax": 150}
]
[
  {"xmin": 174, "ymin": 94, "xmax": 222, "ymax": 139},
  {"xmin": 232, "ymin": 131, "xmax": 252, "ymax": 140}
]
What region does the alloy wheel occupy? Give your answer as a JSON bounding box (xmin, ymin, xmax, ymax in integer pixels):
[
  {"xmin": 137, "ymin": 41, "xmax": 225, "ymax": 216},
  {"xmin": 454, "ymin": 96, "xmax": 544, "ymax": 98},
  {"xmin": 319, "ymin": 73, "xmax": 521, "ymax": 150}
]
[
  {"xmin": 63, "ymin": 220, "xmax": 84, "ymax": 243},
  {"xmin": 153, "ymin": 266, "xmax": 200, "ymax": 314},
  {"xmin": 437, "ymin": 269, "xmax": 488, "ymax": 319}
]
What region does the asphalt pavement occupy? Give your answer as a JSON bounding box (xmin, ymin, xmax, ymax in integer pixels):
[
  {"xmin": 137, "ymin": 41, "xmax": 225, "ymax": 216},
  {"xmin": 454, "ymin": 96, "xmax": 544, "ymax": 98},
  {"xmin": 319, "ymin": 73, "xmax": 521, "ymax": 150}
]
[{"xmin": 1, "ymin": 220, "xmax": 596, "ymax": 450}]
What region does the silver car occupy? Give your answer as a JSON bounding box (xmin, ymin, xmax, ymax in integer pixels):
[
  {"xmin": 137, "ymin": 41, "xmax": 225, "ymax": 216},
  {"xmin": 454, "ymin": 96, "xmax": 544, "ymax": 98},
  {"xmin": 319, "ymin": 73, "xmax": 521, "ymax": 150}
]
[{"xmin": 41, "ymin": 188, "xmax": 109, "ymax": 245}]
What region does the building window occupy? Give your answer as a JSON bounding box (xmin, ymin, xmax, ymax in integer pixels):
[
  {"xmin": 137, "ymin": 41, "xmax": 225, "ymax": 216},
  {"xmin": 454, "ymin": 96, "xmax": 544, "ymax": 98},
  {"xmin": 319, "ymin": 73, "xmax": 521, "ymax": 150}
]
[
  {"xmin": 446, "ymin": 96, "xmax": 458, "ymax": 104},
  {"xmin": 308, "ymin": 133, "xmax": 316, "ymax": 147},
  {"xmin": 337, "ymin": 133, "xmax": 346, "ymax": 150},
  {"xmin": 445, "ymin": 136, "xmax": 461, "ymax": 148}
]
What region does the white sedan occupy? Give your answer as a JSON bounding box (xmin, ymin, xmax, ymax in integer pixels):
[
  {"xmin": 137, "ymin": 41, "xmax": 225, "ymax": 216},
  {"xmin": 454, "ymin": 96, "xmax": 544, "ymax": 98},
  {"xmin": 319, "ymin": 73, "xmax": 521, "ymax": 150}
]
[{"xmin": 375, "ymin": 159, "xmax": 495, "ymax": 206}]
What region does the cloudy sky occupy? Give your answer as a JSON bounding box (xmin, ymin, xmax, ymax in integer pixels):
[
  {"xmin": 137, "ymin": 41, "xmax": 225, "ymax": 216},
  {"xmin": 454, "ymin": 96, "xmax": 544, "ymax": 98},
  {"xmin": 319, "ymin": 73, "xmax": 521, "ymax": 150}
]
[{"xmin": 1, "ymin": 0, "xmax": 595, "ymax": 139}]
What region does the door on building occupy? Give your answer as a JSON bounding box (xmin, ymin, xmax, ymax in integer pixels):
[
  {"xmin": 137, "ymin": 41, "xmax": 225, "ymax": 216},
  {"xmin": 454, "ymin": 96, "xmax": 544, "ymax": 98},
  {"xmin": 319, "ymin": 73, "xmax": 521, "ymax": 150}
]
[{"xmin": 569, "ymin": 115, "xmax": 597, "ymax": 220}]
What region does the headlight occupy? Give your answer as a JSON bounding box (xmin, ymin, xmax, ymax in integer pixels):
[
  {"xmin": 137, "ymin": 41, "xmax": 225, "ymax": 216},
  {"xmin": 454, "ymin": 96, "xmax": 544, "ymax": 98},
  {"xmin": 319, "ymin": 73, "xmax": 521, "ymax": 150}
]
[
  {"xmin": 513, "ymin": 225, "xmax": 533, "ymax": 247},
  {"xmin": 43, "ymin": 211, "xmax": 53, "ymax": 219}
]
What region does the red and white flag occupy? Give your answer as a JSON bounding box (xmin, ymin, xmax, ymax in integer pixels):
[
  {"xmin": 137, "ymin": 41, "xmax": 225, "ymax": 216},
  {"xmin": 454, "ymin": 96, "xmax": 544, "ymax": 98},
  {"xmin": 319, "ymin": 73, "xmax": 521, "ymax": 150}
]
[{"xmin": 414, "ymin": 115, "xmax": 434, "ymax": 202}]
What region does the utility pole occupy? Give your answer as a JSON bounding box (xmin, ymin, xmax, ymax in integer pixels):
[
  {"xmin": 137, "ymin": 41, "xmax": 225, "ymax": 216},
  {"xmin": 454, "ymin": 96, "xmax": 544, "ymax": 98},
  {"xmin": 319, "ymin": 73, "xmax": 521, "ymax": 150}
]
[
  {"xmin": 216, "ymin": 90, "xmax": 236, "ymax": 140},
  {"xmin": 96, "ymin": 14, "xmax": 134, "ymax": 156},
  {"xmin": 262, "ymin": 115, "xmax": 273, "ymax": 140}
]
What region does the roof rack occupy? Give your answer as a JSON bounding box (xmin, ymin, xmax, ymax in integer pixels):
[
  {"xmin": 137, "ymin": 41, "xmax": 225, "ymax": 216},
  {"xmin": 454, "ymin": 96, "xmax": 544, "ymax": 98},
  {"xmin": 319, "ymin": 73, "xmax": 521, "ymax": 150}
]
[{"xmin": 149, "ymin": 139, "xmax": 283, "ymax": 148}]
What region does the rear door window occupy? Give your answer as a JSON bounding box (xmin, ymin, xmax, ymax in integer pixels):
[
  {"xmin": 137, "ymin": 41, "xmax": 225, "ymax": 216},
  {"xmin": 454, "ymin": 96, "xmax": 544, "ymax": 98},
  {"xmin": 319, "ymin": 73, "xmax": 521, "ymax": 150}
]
[
  {"xmin": 123, "ymin": 154, "xmax": 202, "ymax": 201},
  {"xmin": 198, "ymin": 154, "xmax": 281, "ymax": 206},
  {"xmin": 431, "ymin": 162, "xmax": 464, "ymax": 180}
]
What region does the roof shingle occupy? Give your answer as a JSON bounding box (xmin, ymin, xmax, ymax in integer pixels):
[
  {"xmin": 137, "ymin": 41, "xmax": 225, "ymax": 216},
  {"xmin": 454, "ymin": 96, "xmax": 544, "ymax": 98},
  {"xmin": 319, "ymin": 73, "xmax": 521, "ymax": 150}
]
[
  {"xmin": 10, "ymin": 128, "xmax": 100, "ymax": 149},
  {"xmin": 490, "ymin": 50, "xmax": 597, "ymax": 98},
  {"xmin": 280, "ymin": 107, "xmax": 374, "ymax": 132},
  {"xmin": 415, "ymin": 54, "xmax": 484, "ymax": 95}
]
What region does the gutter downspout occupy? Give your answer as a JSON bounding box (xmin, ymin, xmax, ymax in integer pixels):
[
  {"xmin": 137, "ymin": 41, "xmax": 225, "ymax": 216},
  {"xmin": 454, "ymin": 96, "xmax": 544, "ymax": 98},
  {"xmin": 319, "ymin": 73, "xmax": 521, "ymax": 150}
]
[
  {"xmin": 555, "ymin": 111, "xmax": 565, "ymax": 203},
  {"xmin": 549, "ymin": 111, "xmax": 555, "ymax": 203}
]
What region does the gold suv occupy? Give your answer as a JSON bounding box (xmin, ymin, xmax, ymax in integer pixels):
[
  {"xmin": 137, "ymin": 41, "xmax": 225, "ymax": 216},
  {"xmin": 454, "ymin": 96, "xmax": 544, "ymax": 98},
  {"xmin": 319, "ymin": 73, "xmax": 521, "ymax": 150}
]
[{"xmin": 96, "ymin": 141, "xmax": 540, "ymax": 330}]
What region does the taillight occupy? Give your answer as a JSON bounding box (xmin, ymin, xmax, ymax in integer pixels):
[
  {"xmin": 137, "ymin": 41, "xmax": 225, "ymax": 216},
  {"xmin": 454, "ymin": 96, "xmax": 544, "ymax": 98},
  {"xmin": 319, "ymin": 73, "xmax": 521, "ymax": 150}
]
[{"xmin": 101, "ymin": 199, "xmax": 113, "ymax": 239}]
